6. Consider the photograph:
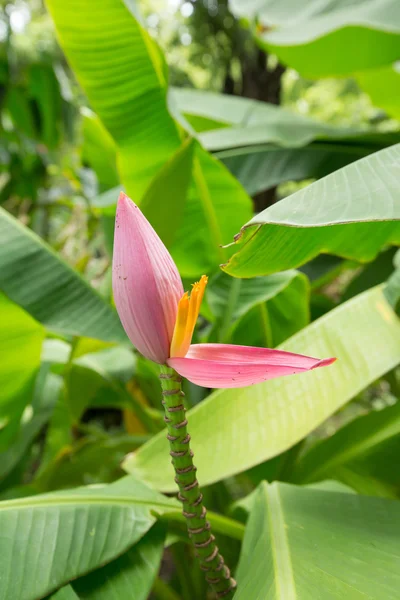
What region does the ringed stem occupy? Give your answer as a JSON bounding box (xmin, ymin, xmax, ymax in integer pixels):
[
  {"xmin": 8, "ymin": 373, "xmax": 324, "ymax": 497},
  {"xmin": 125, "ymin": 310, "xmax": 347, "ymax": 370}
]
[{"xmin": 159, "ymin": 365, "xmax": 236, "ymax": 599}]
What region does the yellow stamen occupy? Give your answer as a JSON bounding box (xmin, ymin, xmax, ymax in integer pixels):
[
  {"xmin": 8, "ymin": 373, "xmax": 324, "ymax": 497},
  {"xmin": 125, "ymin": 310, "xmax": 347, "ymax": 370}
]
[
  {"xmin": 170, "ymin": 292, "xmax": 189, "ymax": 357},
  {"xmin": 170, "ymin": 275, "xmax": 208, "ymax": 358}
]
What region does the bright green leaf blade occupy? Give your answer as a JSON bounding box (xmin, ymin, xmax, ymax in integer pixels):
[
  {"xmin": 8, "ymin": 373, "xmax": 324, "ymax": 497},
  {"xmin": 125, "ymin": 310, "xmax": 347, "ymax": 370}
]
[
  {"xmin": 0, "ymin": 476, "xmax": 177, "ymax": 600},
  {"xmin": 36, "ymin": 384, "xmax": 72, "ymax": 479},
  {"xmin": 45, "ymin": 0, "xmax": 180, "ymax": 200},
  {"xmin": 223, "ymin": 145, "xmax": 400, "ymax": 278},
  {"xmin": 0, "ymin": 371, "xmax": 62, "ymax": 481},
  {"xmin": 170, "ymin": 142, "xmax": 252, "ymax": 277},
  {"xmin": 0, "ymin": 208, "xmax": 127, "ymax": 342},
  {"xmin": 292, "ymin": 402, "xmax": 400, "ymax": 484},
  {"xmin": 45, "ymin": 0, "xmax": 252, "ymax": 276},
  {"xmin": 81, "ymin": 111, "xmax": 119, "ymax": 190},
  {"xmin": 231, "ymin": 274, "xmax": 309, "ymax": 347},
  {"xmin": 230, "ymin": 0, "xmax": 400, "ymax": 77},
  {"xmin": 48, "ymin": 587, "xmax": 79, "ymax": 600},
  {"xmin": 5, "ymin": 88, "xmax": 37, "ymax": 139},
  {"xmin": 207, "ymin": 270, "xmax": 309, "ymax": 346},
  {"xmin": 93, "ymin": 140, "xmax": 252, "ymax": 277},
  {"xmin": 0, "ymin": 294, "xmax": 45, "ymax": 450},
  {"xmin": 29, "ymin": 64, "xmax": 62, "ymax": 149},
  {"xmin": 37, "ymin": 433, "xmax": 149, "ymax": 491},
  {"xmin": 139, "ymin": 138, "xmax": 194, "ymax": 249},
  {"xmin": 72, "ymin": 523, "xmax": 165, "ymax": 599},
  {"xmin": 332, "ymin": 436, "xmax": 400, "ymax": 499},
  {"xmin": 74, "ymin": 346, "xmax": 136, "ymax": 383},
  {"xmin": 304, "ymin": 480, "xmax": 356, "ymax": 495},
  {"xmin": 172, "ymin": 87, "xmax": 358, "ymax": 148},
  {"xmin": 234, "ymin": 481, "xmax": 400, "ymax": 599},
  {"xmin": 124, "ymin": 286, "xmax": 400, "ymax": 490},
  {"xmin": 171, "ymin": 88, "xmax": 400, "ymax": 194},
  {"xmin": 217, "ymin": 135, "xmax": 400, "ymax": 196},
  {"xmin": 200, "ymin": 112, "xmax": 357, "ymax": 152},
  {"xmin": 91, "ymin": 186, "xmax": 124, "ymax": 211},
  {"xmin": 357, "ymin": 64, "xmax": 400, "ymax": 121},
  {"xmin": 208, "ymin": 270, "xmax": 307, "ymax": 323},
  {"xmin": 67, "ymin": 346, "xmax": 136, "ymax": 422},
  {"xmin": 0, "ymin": 294, "xmax": 44, "ymax": 404},
  {"xmin": 218, "ymin": 143, "xmax": 362, "ymax": 196},
  {"xmin": 343, "ymin": 247, "xmax": 397, "ymax": 302},
  {"xmin": 172, "ymin": 88, "xmax": 400, "ymax": 150},
  {"xmin": 385, "ymin": 253, "xmax": 400, "ymax": 313},
  {"xmin": 232, "ymin": 480, "xmax": 355, "ymax": 521}
]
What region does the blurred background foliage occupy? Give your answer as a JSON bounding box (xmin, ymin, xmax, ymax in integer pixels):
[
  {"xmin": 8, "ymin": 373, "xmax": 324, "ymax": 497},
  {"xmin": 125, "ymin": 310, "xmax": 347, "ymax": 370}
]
[
  {"xmin": 1, "ymin": 0, "xmax": 398, "ymax": 266},
  {"xmin": 1, "ymin": 0, "xmax": 400, "ymax": 598}
]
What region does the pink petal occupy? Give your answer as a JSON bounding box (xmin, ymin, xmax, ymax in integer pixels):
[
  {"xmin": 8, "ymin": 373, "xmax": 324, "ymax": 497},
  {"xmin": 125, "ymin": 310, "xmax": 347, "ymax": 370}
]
[
  {"xmin": 167, "ymin": 343, "xmax": 336, "ymax": 388},
  {"xmin": 113, "ymin": 193, "xmax": 183, "ymax": 364}
]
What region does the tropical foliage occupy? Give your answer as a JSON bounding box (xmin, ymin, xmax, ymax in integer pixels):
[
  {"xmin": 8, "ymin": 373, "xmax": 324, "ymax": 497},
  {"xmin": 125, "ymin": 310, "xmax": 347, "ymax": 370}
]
[{"xmin": 1, "ymin": 0, "xmax": 400, "ymax": 598}]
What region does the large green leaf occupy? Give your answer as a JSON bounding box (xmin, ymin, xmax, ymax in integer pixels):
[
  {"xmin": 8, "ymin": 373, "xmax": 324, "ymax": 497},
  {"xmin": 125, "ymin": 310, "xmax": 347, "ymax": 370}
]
[
  {"xmin": 28, "ymin": 64, "xmax": 62, "ymax": 149},
  {"xmin": 37, "ymin": 433, "xmax": 149, "ymax": 492},
  {"xmin": 206, "ymin": 270, "xmax": 309, "ymax": 346},
  {"xmin": 232, "ymin": 278, "xmax": 308, "ymax": 348},
  {"xmin": 124, "ymin": 286, "xmax": 400, "ymax": 490},
  {"xmin": 0, "ymin": 294, "xmax": 45, "ymax": 450},
  {"xmin": 45, "ymin": 0, "xmax": 252, "ymax": 277},
  {"xmin": 0, "ymin": 371, "xmax": 62, "ymax": 482},
  {"xmin": 5, "ymin": 87, "xmax": 37, "ymax": 140},
  {"xmin": 139, "ymin": 138, "xmax": 194, "ymax": 250},
  {"xmin": 230, "ymin": 0, "xmax": 400, "ymax": 77},
  {"xmin": 223, "ymin": 145, "xmax": 400, "ymax": 278},
  {"xmin": 92, "ymin": 138, "xmax": 252, "ymax": 276},
  {"xmin": 0, "ymin": 476, "xmax": 177, "ymax": 600},
  {"xmin": 81, "ymin": 110, "xmax": 119, "ymax": 190},
  {"xmin": 169, "ymin": 141, "xmax": 252, "ymax": 277},
  {"xmin": 385, "ymin": 249, "xmax": 400, "ymax": 313},
  {"xmin": 48, "ymin": 588, "xmax": 79, "ymax": 600},
  {"xmin": 234, "ymin": 481, "xmax": 400, "ymax": 599},
  {"xmin": 171, "ymin": 88, "xmax": 357, "ymax": 149},
  {"xmin": 357, "ymin": 64, "xmax": 400, "ymax": 121},
  {"xmin": 66, "ymin": 346, "xmax": 136, "ymax": 421},
  {"xmin": 332, "ymin": 436, "xmax": 400, "ymax": 499},
  {"xmin": 97, "ymin": 140, "xmax": 195, "ymax": 259},
  {"xmin": 217, "ymin": 135, "xmax": 400, "ymax": 196},
  {"xmin": 0, "ymin": 208, "xmax": 126, "ymax": 342},
  {"xmin": 50, "ymin": 524, "xmax": 166, "ymax": 600},
  {"xmin": 343, "ymin": 247, "xmax": 397, "ymax": 303},
  {"xmin": 201, "ymin": 112, "xmax": 359, "ymax": 153},
  {"xmin": 172, "ymin": 88, "xmax": 400, "ymax": 194},
  {"xmin": 291, "ymin": 402, "xmax": 400, "ymax": 486},
  {"xmin": 72, "ymin": 524, "xmax": 165, "ymax": 599},
  {"xmin": 46, "ymin": 0, "xmax": 179, "ymax": 199}
]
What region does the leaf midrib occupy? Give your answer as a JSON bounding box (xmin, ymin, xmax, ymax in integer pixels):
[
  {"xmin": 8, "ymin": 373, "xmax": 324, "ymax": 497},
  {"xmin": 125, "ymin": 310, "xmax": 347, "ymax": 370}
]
[
  {"xmin": 193, "ymin": 155, "xmax": 225, "ymax": 261},
  {"xmin": 0, "ymin": 494, "xmax": 179, "ymax": 512},
  {"xmin": 265, "ymin": 484, "xmax": 297, "ymax": 600}
]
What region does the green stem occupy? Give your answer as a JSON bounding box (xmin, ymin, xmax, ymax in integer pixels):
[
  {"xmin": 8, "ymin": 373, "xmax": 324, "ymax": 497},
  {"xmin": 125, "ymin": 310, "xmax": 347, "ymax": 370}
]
[
  {"xmin": 159, "ymin": 365, "xmax": 236, "ymax": 599},
  {"xmin": 161, "ymin": 508, "xmax": 245, "ymax": 541}
]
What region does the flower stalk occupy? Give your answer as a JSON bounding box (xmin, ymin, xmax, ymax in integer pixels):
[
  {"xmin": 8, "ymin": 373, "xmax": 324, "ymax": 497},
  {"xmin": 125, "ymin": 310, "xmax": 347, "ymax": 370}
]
[
  {"xmin": 113, "ymin": 192, "xmax": 335, "ymax": 598},
  {"xmin": 159, "ymin": 365, "xmax": 236, "ymax": 599}
]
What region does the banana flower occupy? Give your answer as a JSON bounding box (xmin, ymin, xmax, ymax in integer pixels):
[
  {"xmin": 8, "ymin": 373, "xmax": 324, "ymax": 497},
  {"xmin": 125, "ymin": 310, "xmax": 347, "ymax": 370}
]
[{"xmin": 113, "ymin": 193, "xmax": 334, "ymax": 387}]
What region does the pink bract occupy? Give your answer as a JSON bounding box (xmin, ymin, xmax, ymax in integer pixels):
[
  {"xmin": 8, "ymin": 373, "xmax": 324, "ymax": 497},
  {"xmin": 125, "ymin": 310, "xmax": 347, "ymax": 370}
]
[
  {"xmin": 112, "ymin": 193, "xmax": 183, "ymax": 364},
  {"xmin": 112, "ymin": 193, "xmax": 336, "ymax": 387},
  {"xmin": 167, "ymin": 344, "xmax": 336, "ymax": 388}
]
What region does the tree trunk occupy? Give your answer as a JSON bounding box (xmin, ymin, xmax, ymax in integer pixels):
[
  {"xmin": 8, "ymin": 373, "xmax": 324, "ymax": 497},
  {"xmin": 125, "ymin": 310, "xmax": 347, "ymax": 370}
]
[{"xmin": 240, "ymin": 48, "xmax": 285, "ymax": 212}]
